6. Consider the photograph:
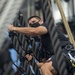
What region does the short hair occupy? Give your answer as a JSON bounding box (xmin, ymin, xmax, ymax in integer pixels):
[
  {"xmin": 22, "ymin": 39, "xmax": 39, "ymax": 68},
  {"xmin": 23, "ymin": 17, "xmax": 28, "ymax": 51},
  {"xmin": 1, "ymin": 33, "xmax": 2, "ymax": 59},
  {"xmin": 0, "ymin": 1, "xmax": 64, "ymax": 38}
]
[{"xmin": 28, "ymin": 16, "xmax": 41, "ymax": 22}]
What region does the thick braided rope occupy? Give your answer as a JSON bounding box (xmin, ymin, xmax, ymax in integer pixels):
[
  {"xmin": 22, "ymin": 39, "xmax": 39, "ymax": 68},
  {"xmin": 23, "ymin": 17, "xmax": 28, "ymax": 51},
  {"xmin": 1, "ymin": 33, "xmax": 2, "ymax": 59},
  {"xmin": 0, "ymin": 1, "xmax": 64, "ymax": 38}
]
[
  {"xmin": 17, "ymin": 13, "xmax": 41, "ymax": 74},
  {"xmin": 30, "ymin": 38, "xmax": 41, "ymax": 61},
  {"xmin": 30, "ymin": 56, "xmax": 41, "ymax": 75},
  {"xmin": 17, "ymin": 13, "xmax": 30, "ymax": 50},
  {"xmin": 9, "ymin": 14, "xmax": 31, "ymax": 75},
  {"xmin": 9, "ymin": 11, "xmax": 42, "ymax": 75},
  {"xmin": 42, "ymin": 0, "xmax": 68, "ymax": 75},
  {"xmin": 0, "ymin": 0, "xmax": 24, "ymax": 49},
  {"xmin": 23, "ymin": 60, "xmax": 33, "ymax": 75},
  {"xmin": 9, "ymin": 14, "xmax": 28, "ymax": 57},
  {"xmin": 10, "ymin": 28, "xmax": 32, "ymax": 75},
  {"xmin": 56, "ymin": 0, "xmax": 75, "ymax": 49},
  {"xmin": 18, "ymin": 14, "xmax": 41, "ymax": 75},
  {"xmin": 0, "ymin": 0, "xmax": 7, "ymax": 13},
  {"xmin": 10, "ymin": 34, "xmax": 26, "ymax": 57},
  {"xmin": 10, "ymin": 15, "xmax": 41, "ymax": 75},
  {"xmin": 3, "ymin": 62, "xmax": 15, "ymax": 75},
  {"xmin": 0, "ymin": 39, "xmax": 15, "ymax": 75},
  {"xmin": 18, "ymin": 12, "xmax": 41, "ymax": 61}
]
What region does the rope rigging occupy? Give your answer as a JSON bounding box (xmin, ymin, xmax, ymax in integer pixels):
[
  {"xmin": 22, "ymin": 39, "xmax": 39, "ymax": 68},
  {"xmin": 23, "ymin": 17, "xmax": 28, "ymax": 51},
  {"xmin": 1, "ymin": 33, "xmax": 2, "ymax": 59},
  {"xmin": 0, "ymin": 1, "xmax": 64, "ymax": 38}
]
[
  {"xmin": 42, "ymin": 0, "xmax": 74, "ymax": 75},
  {"xmin": 42, "ymin": 0, "xmax": 75, "ymax": 75},
  {"xmin": 0, "ymin": 0, "xmax": 75, "ymax": 75},
  {"xmin": 9, "ymin": 12, "xmax": 42, "ymax": 75},
  {"xmin": 56, "ymin": 0, "xmax": 75, "ymax": 49}
]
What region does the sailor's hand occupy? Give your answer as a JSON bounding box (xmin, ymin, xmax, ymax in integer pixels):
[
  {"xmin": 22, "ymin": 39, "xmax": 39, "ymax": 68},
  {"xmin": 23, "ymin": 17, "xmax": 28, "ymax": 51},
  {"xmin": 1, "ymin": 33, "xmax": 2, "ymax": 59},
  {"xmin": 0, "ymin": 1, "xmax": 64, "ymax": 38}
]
[{"xmin": 25, "ymin": 54, "xmax": 32, "ymax": 61}]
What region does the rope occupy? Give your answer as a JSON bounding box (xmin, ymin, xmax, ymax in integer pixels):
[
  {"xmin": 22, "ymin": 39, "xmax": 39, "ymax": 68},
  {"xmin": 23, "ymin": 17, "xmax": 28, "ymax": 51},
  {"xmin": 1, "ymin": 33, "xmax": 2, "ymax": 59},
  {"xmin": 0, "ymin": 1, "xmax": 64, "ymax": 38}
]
[
  {"xmin": 9, "ymin": 13, "xmax": 42, "ymax": 75},
  {"xmin": 0, "ymin": 39, "xmax": 15, "ymax": 75},
  {"xmin": 17, "ymin": 14, "xmax": 42, "ymax": 75},
  {"xmin": 30, "ymin": 56, "xmax": 41, "ymax": 75},
  {"xmin": 23, "ymin": 60, "xmax": 33, "ymax": 75},
  {"xmin": 0, "ymin": 0, "xmax": 24, "ymax": 49},
  {"xmin": 56, "ymin": 0, "xmax": 75, "ymax": 49},
  {"xmin": 17, "ymin": 12, "xmax": 42, "ymax": 61},
  {"xmin": 42, "ymin": 0, "xmax": 69, "ymax": 75},
  {"xmin": 3, "ymin": 62, "xmax": 15, "ymax": 75}
]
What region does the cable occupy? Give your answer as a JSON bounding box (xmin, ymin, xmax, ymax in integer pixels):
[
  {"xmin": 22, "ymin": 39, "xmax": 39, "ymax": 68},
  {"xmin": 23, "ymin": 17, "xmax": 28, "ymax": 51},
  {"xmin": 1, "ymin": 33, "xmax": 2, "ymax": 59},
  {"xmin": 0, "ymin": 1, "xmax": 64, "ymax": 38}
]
[
  {"xmin": 12, "ymin": 61, "xmax": 27, "ymax": 75},
  {"xmin": 56, "ymin": 0, "xmax": 75, "ymax": 49}
]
